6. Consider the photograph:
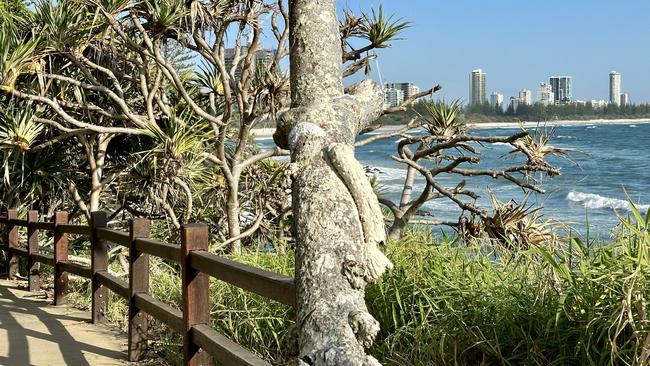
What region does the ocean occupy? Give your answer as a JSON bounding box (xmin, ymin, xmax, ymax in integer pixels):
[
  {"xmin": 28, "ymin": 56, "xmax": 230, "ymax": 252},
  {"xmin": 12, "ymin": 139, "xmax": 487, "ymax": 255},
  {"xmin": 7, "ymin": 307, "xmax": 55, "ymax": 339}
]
[{"xmin": 257, "ymin": 122, "xmax": 650, "ymax": 239}]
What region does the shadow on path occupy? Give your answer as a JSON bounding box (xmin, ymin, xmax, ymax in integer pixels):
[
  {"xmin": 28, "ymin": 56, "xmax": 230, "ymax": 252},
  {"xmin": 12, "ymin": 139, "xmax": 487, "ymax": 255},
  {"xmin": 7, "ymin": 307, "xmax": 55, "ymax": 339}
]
[{"xmin": 0, "ymin": 281, "xmax": 127, "ymax": 365}]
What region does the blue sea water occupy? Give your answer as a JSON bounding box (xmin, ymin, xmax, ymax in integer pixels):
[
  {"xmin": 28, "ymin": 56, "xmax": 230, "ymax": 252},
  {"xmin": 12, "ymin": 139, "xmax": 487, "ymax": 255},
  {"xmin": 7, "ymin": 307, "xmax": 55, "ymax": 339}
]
[{"xmin": 257, "ymin": 122, "xmax": 650, "ymax": 238}]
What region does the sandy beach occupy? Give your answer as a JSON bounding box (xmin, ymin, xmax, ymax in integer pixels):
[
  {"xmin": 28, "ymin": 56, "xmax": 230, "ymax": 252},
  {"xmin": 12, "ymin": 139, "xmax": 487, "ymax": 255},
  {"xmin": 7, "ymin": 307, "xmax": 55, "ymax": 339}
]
[{"xmin": 250, "ymin": 118, "xmax": 650, "ymax": 137}]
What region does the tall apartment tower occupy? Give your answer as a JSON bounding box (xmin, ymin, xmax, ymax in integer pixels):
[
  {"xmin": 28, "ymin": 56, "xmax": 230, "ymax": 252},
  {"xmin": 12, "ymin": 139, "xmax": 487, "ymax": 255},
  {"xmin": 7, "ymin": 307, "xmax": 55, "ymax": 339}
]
[
  {"xmin": 518, "ymin": 89, "xmax": 532, "ymax": 105},
  {"xmin": 609, "ymin": 71, "xmax": 621, "ymax": 105},
  {"xmin": 469, "ymin": 69, "xmax": 487, "ymax": 105},
  {"xmin": 538, "ymin": 83, "xmax": 555, "ymax": 105},
  {"xmin": 549, "ymin": 76, "xmax": 572, "ymax": 104}
]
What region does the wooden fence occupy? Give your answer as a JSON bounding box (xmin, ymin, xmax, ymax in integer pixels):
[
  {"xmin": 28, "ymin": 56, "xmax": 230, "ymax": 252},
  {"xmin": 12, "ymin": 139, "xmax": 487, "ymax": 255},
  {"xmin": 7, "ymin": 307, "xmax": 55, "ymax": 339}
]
[{"xmin": 0, "ymin": 209, "xmax": 296, "ymax": 366}]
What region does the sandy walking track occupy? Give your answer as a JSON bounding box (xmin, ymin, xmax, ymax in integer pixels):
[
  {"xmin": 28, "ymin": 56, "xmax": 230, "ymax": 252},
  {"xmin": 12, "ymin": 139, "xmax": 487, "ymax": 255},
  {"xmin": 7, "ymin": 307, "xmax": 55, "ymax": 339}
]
[{"xmin": 0, "ymin": 279, "xmax": 128, "ymax": 366}]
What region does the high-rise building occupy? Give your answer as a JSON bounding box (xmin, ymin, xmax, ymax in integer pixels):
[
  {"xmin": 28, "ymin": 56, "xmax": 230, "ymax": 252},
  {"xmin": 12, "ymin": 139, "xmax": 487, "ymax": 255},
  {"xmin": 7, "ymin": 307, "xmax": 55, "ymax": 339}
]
[
  {"xmin": 490, "ymin": 93, "xmax": 504, "ymax": 108},
  {"xmin": 225, "ymin": 46, "xmax": 276, "ymax": 80},
  {"xmin": 620, "ymin": 93, "xmax": 630, "ymax": 106},
  {"xmin": 609, "ymin": 71, "xmax": 621, "ymax": 105},
  {"xmin": 384, "ymin": 87, "xmax": 404, "ymax": 108},
  {"xmin": 549, "ymin": 76, "xmax": 572, "ymax": 104},
  {"xmin": 509, "ymin": 96, "xmax": 519, "ymax": 112},
  {"xmin": 385, "ymin": 83, "xmax": 421, "ymax": 101},
  {"xmin": 518, "ymin": 89, "xmax": 532, "ymax": 105},
  {"xmin": 538, "ymin": 83, "xmax": 555, "ymax": 105},
  {"xmin": 469, "ymin": 69, "xmax": 487, "ymax": 105}
]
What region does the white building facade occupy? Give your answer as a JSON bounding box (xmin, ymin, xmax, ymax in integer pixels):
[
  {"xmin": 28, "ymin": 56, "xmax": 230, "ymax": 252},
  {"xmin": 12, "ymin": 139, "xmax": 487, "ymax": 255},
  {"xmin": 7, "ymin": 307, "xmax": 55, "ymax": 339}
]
[
  {"xmin": 518, "ymin": 89, "xmax": 532, "ymax": 105},
  {"xmin": 490, "ymin": 93, "xmax": 504, "ymax": 108},
  {"xmin": 620, "ymin": 93, "xmax": 630, "ymax": 106},
  {"xmin": 538, "ymin": 83, "xmax": 555, "ymax": 105},
  {"xmin": 384, "ymin": 87, "xmax": 404, "ymax": 108},
  {"xmin": 385, "ymin": 83, "xmax": 421, "ymax": 101}
]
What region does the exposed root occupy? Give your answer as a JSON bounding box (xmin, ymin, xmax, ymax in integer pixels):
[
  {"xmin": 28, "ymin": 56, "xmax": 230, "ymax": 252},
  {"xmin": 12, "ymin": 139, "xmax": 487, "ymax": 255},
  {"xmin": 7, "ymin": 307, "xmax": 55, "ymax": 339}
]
[{"xmin": 328, "ymin": 143, "xmax": 393, "ymax": 282}]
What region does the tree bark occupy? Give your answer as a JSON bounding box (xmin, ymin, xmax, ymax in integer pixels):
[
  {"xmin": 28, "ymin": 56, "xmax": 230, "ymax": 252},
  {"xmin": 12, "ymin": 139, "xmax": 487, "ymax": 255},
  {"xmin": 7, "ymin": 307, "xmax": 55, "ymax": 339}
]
[
  {"xmin": 225, "ymin": 176, "xmax": 242, "ymax": 254},
  {"xmin": 387, "ymin": 216, "xmax": 407, "ymax": 242},
  {"xmin": 275, "ymin": 1, "xmax": 392, "ymax": 364}
]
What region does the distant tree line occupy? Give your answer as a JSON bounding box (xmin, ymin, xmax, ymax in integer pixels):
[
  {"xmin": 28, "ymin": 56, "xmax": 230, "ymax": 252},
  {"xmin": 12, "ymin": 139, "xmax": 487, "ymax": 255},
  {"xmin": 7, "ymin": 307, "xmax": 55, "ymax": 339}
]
[
  {"xmin": 465, "ymin": 102, "xmax": 650, "ymax": 123},
  {"xmin": 375, "ymin": 100, "xmax": 650, "ymax": 126}
]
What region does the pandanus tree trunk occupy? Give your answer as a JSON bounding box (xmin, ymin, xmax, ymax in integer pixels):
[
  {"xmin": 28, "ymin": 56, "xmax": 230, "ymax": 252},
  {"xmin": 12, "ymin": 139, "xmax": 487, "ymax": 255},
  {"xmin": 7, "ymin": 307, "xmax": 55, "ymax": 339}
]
[{"xmin": 274, "ymin": 1, "xmax": 392, "ymax": 364}]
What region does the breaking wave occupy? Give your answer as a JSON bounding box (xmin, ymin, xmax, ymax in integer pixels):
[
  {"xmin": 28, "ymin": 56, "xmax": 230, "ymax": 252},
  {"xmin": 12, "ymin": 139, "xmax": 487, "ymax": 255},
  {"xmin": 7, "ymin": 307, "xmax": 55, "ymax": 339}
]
[{"xmin": 566, "ymin": 191, "xmax": 648, "ymax": 213}]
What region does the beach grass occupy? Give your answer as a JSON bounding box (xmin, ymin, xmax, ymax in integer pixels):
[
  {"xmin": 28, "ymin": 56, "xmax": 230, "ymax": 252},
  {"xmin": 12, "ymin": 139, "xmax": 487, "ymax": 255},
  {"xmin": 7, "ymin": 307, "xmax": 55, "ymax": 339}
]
[{"xmin": 58, "ymin": 205, "xmax": 650, "ymax": 365}]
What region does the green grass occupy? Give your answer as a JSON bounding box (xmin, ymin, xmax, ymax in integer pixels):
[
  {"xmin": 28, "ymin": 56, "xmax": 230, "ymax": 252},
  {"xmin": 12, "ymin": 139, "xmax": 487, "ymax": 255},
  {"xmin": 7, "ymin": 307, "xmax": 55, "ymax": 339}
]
[{"xmin": 57, "ymin": 207, "xmax": 650, "ymax": 365}]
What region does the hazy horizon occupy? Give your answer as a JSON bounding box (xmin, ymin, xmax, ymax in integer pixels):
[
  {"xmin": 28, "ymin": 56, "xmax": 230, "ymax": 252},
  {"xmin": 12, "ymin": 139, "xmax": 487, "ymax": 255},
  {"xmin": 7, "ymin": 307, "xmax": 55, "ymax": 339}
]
[{"xmin": 337, "ymin": 0, "xmax": 650, "ymax": 104}]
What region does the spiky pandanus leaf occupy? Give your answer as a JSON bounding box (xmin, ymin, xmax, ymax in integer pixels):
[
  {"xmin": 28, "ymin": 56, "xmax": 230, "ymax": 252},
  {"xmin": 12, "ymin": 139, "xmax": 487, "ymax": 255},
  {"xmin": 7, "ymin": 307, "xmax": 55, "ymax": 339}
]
[
  {"xmin": 30, "ymin": 0, "xmax": 100, "ymax": 55},
  {"xmin": 359, "ymin": 5, "xmax": 411, "ymax": 48},
  {"xmin": 0, "ymin": 105, "xmax": 44, "ymax": 152},
  {"xmin": 0, "ymin": 24, "xmax": 42, "ymax": 89},
  {"xmin": 422, "ymin": 99, "xmax": 467, "ymax": 138},
  {"xmin": 461, "ymin": 191, "xmax": 554, "ymax": 249}
]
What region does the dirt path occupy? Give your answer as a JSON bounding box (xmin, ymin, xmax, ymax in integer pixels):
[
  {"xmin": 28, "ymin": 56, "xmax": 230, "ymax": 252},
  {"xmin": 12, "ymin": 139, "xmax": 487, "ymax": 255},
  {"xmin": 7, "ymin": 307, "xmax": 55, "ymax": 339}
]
[{"xmin": 0, "ymin": 279, "xmax": 128, "ymax": 365}]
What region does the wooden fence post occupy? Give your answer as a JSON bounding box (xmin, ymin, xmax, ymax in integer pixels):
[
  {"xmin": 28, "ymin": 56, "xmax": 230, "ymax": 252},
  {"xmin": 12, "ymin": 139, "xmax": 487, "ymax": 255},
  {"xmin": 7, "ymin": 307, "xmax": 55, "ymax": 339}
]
[
  {"xmin": 128, "ymin": 218, "xmax": 150, "ymax": 361},
  {"xmin": 53, "ymin": 211, "xmax": 69, "ymax": 305},
  {"xmin": 6, "ymin": 209, "xmax": 18, "ymax": 280},
  {"xmin": 181, "ymin": 224, "xmax": 212, "ymax": 366},
  {"xmin": 27, "ymin": 210, "xmax": 40, "ymax": 292},
  {"xmin": 90, "ymin": 211, "xmax": 108, "ymax": 324}
]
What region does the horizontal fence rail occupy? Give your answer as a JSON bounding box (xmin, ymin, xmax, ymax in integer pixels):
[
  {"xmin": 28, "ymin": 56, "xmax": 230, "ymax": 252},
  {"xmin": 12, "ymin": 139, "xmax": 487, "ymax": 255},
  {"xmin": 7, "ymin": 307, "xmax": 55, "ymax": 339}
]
[{"xmin": 0, "ymin": 209, "xmax": 294, "ymax": 366}]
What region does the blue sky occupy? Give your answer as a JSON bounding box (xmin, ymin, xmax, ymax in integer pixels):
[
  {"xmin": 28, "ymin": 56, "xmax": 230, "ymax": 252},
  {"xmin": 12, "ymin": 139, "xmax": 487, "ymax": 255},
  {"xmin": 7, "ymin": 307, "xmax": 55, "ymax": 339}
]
[{"xmin": 336, "ymin": 0, "xmax": 650, "ymax": 103}]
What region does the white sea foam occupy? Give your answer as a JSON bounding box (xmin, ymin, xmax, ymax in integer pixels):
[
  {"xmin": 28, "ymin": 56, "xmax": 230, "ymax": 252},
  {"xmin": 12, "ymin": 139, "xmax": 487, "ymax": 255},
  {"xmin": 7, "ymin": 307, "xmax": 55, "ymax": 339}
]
[
  {"xmin": 586, "ymin": 126, "xmax": 597, "ymax": 129},
  {"xmin": 630, "ymin": 124, "xmax": 638, "ymax": 128},
  {"xmin": 566, "ymin": 191, "xmax": 649, "ymax": 213},
  {"xmin": 255, "ymin": 136, "xmax": 274, "ymax": 141},
  {"xmin": 373, "ymin": 166, "xmax": 408, "ymax": 180},
  {"xmin": 493, "ymin": 142, "xmax": 512, "ymax": 147},
  {"xmin": 557, "ymin": 135, "xmax": 576, "ymax": 139}
]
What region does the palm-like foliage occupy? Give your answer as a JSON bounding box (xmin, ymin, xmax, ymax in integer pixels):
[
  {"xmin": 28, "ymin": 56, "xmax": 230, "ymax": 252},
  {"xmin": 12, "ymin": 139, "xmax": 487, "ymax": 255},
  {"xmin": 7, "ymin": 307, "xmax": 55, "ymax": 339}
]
[
  {"xmin": 0, "ymin": 23, "xmax": 41, "ymax": 89},
  {"xmin": 30, "ymin": 0, "xmax": 98, "ymax": 54},
  {"xmin": 135, "ymin": 0, "xmax": 188, "ymax": 36},
  {"xmin": 0, "ymin": 105, "xmax": 44, "ymax": 152},
  {"xmin": 461, "ymin": 192, "xmax": 553, "ymax": 249},
  {"xmin": 359, "ymin": 5, "xmax": 411, "ymax": 48},
  {"xmin": 422, "ymin": 99, "xmax": 467, "ymax": 138},
  {"xmin": 143, "ymin": 112, "xmax": 210, "ymax": 181},
  {"xmin": 510, "ymin": 126, "xmax": 568, "ymax": 175},
  {"xmin": 195, "ymin": 63, "xmax": 225, "ymax": 96}
]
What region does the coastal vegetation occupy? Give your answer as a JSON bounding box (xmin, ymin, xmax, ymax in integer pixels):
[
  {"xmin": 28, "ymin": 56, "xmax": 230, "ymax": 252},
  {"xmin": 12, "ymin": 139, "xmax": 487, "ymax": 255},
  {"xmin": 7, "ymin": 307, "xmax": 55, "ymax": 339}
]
[
  {"xmin": 1, "ymin": 0, "xmax": 648, "ymax": 365},
  {"xmin": 59, "ymin": 206, "xmax": 650, "ymax": 365},
  {"xmin": 361, "ymin": 99, "xmax": 565, "ymax": 241},
  {"xmin": 375, "ymin": 100, "xmax": 650, "ymax": 126}
]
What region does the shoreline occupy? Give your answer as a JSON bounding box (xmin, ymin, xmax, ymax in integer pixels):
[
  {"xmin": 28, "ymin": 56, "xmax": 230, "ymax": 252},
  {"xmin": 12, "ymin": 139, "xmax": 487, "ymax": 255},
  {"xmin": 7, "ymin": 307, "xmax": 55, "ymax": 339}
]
[
  {"xmin": 469, "ymin": 117, "xmax": 650, "ymax": 129},
  {"xmin": 251, "ymin": 118, "xmax": 650, "ymax": 137}
]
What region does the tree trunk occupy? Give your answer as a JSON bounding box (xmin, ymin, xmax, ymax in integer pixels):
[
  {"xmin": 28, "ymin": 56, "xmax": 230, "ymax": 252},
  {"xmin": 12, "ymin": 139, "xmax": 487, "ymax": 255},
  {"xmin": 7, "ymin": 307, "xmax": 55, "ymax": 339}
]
[
  {"xmin": 399, "ymin": 165, "xmax": 417, "ymax": 208},
  {"xmin": 225, "ymin": 177, "xmax": 242, "ymax": 254},
  {"xmin": 387, "ymin": 216, "xmax": 407, "ymax": 241},
  {"xmin": 274, "ymin": 1, "xmax": 392, "ymax": 364},
  {"xmin": 78, "ymin": 134, "xmax": 113, "ymax": 216}
]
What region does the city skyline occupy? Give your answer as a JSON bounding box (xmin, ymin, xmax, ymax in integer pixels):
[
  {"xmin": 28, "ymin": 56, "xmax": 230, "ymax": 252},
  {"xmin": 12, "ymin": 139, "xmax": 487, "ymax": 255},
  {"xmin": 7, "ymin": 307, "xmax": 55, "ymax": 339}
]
[{"xmin": 337, "ymin": 0, "xmax": 650, "ymax": 103}]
